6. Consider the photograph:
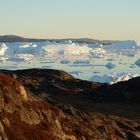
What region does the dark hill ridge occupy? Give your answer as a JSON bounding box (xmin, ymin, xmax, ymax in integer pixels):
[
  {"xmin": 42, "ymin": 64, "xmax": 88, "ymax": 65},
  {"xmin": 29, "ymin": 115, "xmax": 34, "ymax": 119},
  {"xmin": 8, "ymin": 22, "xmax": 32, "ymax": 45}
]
[
  {"xmin": 0, "ymin": 35, "xmax": 99, "ymax": 43},
  {"xmin": 0, "ymin": 35, "xmax": 113, "ymax": 44},
  {"xmin": 0, "ymin": 69, "xmax": 140, "ymax": 140},
  {"xmin": 0, "ymin": 35, "xmax": 46, "ymax": 42}
]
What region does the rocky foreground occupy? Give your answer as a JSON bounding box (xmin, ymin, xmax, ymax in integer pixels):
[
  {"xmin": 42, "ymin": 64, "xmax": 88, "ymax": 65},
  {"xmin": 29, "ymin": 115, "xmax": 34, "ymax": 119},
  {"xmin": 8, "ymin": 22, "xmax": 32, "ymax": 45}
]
[{"xmin": 0, "ymin": 69, "xmax": 140, "ymax": 140}]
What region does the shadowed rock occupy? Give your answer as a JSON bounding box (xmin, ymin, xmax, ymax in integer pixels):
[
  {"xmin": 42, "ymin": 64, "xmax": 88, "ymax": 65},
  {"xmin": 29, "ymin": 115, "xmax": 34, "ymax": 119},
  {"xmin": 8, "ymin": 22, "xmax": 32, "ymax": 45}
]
[{"xmin": 0, "ymin": 69, "xmax": 140, "ymax": 140}]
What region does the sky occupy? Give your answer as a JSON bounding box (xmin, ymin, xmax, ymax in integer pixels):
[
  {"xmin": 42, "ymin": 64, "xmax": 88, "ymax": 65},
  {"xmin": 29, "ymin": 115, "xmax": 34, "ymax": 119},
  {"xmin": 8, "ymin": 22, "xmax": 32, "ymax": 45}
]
[{"xmin": 0, "ymin": 0, "xmax": 140, "ymax": 41}]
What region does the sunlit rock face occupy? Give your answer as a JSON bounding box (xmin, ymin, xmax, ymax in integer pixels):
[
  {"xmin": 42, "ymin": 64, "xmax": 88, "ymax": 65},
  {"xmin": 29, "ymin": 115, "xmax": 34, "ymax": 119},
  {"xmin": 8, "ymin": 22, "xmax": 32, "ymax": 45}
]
[{"xmin": 0, "ymin": 69, "xmax": 140, "ymax": 140}]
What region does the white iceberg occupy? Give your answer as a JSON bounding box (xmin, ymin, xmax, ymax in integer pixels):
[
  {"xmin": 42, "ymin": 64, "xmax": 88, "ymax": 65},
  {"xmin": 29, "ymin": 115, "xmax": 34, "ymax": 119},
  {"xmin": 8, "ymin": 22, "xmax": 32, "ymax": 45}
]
[
  {"xmin": 89, "ymin": 48, "xmax": 106, "ymax": 58},
  {"xmin": 89, "ymin": 72, "xmax": 139, "ymax": 84},
  {"xmin": 0, "ymin": 39, "xmax": 140, "ymax": 63},
  {"xmin": 0, "ymin": 39, "xmax": 140, "ymax": 84},
  {"xmin": 42, "ymin": 43, "xmax": 93, "ymax": 56},
  {"xmin": 0, "ymin": 43, "xmax": 8, "ymax": 56}
]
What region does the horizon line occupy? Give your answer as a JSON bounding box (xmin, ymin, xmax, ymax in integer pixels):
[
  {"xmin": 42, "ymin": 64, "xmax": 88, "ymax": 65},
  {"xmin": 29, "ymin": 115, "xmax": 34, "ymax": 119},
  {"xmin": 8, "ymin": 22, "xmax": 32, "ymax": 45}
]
[{"xmin": 0, "ymin": 34, "xmax": 137, "ymax": 42}]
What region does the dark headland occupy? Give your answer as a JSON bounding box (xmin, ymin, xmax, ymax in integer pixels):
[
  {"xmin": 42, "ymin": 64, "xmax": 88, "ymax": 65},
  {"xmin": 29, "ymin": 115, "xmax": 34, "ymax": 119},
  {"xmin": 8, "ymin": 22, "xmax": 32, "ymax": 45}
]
[{"xmin": 0, "ymin": 68, "xmax": 140, "ymax": 140}]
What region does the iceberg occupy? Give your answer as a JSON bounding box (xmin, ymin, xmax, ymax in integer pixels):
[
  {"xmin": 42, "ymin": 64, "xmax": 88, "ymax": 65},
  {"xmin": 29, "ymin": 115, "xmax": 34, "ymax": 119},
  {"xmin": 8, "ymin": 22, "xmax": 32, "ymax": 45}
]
[
  {"xmin": 0, "ymin": 43, "xmax": 8, "ymax": 56},
  {"xmin": 135, "ymin": 58, "xmax": 140, "ymax": 67},
  {"xmin": 42, "ymin": 43, "xmax": 93, "ymax": 56},
  {"xmin": 106, "ymin": 62, "xmax": 116, "ymax": 69},
  {"xmin": 0, "ymin": 39, "xmax": 140, "ymax": 62},
  {"xmin": 89, "ymin": 48, "xmax": 106, "ymax": 58},
  {"xmin": 89, "ymin": 72, "xmax": 139, "ymax": 84},
  {"xmin": 103, "ymin": 40, "xmax": 140, "ymax": 57},
  {"xmin": 0, "ymin": 39, "xmax": 140, "ymax": 84}
]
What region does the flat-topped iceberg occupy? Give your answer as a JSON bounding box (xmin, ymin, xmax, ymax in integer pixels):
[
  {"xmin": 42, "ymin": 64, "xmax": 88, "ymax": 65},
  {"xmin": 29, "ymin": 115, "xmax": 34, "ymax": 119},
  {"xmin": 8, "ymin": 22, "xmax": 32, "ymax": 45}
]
[{"xmin": 103, "ymin": 40, "xmax": 140, "ymax": 56}]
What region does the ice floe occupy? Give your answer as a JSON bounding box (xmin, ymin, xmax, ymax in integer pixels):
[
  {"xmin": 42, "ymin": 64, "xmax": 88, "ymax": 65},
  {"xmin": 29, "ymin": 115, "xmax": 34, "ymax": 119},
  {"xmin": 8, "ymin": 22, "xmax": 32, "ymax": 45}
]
[{"xmin": 73, "ymin": 60, "xmax": 90, "ymax": 64}]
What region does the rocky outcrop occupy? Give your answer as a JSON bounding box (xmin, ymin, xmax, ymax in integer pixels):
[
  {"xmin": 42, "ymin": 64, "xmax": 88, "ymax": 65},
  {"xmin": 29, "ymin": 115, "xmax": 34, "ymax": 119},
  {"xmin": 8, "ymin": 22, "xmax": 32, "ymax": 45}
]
[
  {"xmin": 91, "ymin": 76, "xmax": 140, "ymax": 103},
  {"xmin": 0, "ymin": 69, "xmax": 140, "ymax": 140}
]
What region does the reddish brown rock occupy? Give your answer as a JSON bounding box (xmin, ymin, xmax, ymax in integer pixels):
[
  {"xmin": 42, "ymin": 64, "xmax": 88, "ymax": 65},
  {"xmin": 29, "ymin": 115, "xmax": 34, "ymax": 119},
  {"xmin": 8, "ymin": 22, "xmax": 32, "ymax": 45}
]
[{"xmin": 0, "ymin": 69, "xmax": 140, "ymax": 140}]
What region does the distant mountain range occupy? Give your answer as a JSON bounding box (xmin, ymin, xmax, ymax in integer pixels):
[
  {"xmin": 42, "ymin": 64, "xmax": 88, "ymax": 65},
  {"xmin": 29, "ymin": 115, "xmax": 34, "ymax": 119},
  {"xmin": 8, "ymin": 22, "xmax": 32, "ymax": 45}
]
[
  {"xmin": 0, "ymin": 35, "xmax": 46, "ymax": 42},
  {"xmin": 0, "ymin": 35, "xmax": 113, "ymax": 44}
]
